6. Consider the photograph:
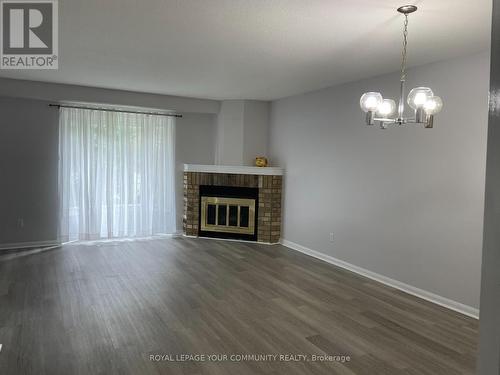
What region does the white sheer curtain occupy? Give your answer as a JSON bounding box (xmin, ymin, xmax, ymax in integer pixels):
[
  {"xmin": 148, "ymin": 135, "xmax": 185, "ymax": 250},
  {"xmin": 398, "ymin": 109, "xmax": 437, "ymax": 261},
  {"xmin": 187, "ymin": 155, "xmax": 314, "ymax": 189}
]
[{"xmin": 58, "ymin": 107, "xmax": 176, "ymax": 241}]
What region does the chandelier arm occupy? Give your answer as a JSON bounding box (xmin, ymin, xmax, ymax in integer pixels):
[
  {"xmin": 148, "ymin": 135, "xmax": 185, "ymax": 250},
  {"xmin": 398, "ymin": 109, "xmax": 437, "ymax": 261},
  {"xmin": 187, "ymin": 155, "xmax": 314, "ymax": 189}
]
[
  {"xmin": 375, "ymin": 117, "xmax": 423, "ymax": 126},
  {"xmin": 397, "ymin": 80, "xmax": 405, "ymax": 122},
  {"xmin": 373, "ymin": 117, "xmax": 398, "ymax": 123}
]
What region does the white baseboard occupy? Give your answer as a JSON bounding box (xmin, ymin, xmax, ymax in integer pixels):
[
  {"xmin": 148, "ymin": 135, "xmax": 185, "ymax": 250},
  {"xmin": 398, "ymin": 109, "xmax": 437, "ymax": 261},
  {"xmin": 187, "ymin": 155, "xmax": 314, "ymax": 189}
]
[
  {"xmin": 63, "ymin": 233, "xmax": 181, "ymax": 246},
  {"xmin": 172, "ymin": 231, "xmax": 184, "ymax": 238},
  {"xmin": 0, "ymin": 240, "xmax": 60, "ymax": 251},
  {"xmin": 280, "ymin": 239, "xmax": 479, "ymax": 319}
]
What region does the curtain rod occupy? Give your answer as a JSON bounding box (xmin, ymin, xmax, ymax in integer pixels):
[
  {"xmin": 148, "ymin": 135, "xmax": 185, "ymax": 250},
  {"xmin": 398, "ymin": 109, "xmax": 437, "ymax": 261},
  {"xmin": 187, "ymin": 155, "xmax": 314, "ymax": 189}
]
[{"xmin": 48, "ymin": 104, "xmax": 183, "ymax": 118}]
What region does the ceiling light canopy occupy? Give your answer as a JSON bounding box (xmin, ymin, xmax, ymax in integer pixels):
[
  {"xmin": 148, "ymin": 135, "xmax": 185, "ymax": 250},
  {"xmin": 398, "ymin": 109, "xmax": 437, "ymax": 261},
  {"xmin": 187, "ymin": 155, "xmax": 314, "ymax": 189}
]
[{"xmin": 359, "ymin": 5, "xmax": 443, "ymax": 129}]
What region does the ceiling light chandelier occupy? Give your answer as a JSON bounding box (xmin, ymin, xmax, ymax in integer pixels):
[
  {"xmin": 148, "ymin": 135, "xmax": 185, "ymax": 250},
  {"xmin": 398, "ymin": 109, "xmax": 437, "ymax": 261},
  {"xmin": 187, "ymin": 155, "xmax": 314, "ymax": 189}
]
[{"xmin": 359, "ymin": 5, "xmax": 443, "ymax": 129}]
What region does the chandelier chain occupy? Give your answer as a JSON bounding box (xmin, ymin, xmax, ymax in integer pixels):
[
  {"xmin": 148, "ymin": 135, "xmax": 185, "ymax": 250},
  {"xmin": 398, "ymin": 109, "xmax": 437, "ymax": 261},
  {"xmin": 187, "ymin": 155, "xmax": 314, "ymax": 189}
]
[{"xmin": 400, "ymin": 14, "xmax": 409, "ymax": 81}]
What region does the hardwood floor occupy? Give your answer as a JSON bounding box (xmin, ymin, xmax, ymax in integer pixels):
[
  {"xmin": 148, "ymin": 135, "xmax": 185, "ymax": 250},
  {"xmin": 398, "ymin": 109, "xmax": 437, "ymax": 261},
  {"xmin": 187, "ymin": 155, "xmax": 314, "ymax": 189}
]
[{"xmin": 0, "ymin": 237, "xmax": 478, "ymax": 374}]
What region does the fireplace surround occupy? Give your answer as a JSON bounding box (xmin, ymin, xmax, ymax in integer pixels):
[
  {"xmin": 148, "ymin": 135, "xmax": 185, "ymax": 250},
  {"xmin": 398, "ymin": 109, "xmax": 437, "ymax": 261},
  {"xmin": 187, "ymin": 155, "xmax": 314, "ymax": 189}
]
[{"xmin": 183, "ymin": 165, "xmax": 283, "ymax": 243}]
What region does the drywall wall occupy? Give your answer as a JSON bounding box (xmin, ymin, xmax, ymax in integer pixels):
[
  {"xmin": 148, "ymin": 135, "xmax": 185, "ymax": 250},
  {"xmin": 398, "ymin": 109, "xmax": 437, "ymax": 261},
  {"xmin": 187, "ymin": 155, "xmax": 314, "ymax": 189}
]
[
  {"xmin": 243, "ymin": 101, "xmax": 270, "ymax": 165},
  {"xmin": 0, "ymin": 94, "xmax": 217, "ymax": 247},
  {"xmin": 175, "ymin": 113, "xmax": 217, "ymax": 230},
  {"xmin": 0, "ymin": 96, "xmax": 59, "ymax": 247},
  {"xmin": 478, "ymin": 0, "xmax": 500, "ymax": 371},
  {"xmin": 215, "ymin": 100, "xmax": 269, "ymax": 165},
  {"xmin": 269, "ymin": 51, "xmax": 489, "ymax": 310},
  {"xmin": 0, "ymin": 78, "xmax": 220, "ymax": 114},
  {"xmin": 215, "ymin": 100, "xmax": 245, "ymax": 165}
]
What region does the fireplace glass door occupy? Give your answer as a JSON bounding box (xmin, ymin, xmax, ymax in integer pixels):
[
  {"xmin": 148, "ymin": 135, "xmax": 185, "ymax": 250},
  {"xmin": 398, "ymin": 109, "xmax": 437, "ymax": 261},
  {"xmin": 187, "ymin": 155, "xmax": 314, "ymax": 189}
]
[{"xmin": 200, "ymin": 197, "xmax": 255, "ymax": 235}]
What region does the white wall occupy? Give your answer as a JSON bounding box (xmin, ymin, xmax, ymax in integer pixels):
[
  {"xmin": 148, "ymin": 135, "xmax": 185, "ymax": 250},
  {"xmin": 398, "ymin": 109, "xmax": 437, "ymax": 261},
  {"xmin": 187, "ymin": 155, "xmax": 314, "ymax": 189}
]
[
  {"xmin": 243, "ymin": 101, "xmax": 270, "ymax": 165},
  {"xmin": 215, "ymin": 100, "xmax": 245, "ymax": 165},
  {"xmin": 0, "ymin": 97, "xmax": 59, "ymax": 247},
  {"xmin": 216, "ymin": 100, "xmax": 269, "ymax": 165},
  {"xmin": 269, "ymin": 52, "xmax": 489, "ymax": 309},
  {"xmin": 0, "ymin": 78, "xmax": 220, "ymax": 114},
  {"xmin": 176, "ymin": 113, "xmax": 217, "ymax": 230}
]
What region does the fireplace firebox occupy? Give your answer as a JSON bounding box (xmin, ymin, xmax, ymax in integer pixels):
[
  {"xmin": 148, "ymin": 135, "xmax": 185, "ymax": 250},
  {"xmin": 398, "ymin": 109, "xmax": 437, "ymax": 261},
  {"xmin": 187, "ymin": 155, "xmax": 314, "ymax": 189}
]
[{"xmin": 199, "ymin": 185, "xmax": 258, "ymax": 241}]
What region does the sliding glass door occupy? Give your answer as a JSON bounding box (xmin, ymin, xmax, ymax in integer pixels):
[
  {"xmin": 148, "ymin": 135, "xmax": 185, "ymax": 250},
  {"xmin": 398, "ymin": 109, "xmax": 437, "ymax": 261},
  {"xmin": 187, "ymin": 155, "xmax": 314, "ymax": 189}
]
[{"xmin": 58, "ymin": 107, "xmax": 176, "ymax": 241}]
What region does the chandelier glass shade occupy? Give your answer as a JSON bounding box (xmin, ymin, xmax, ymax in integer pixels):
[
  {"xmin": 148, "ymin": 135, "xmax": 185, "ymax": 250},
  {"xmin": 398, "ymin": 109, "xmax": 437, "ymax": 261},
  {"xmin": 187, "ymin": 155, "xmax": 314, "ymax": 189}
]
[{"xmin": 359, "ymin": 5, "xmax": 443, "ymax": 129}]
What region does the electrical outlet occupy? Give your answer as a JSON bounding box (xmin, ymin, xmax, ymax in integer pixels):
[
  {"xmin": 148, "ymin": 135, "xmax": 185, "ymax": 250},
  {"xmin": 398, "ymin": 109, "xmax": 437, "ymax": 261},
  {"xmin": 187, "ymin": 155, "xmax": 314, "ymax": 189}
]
[{"xmin": 329, "ymin": 232, "xmax": 334, "ymax": 242}]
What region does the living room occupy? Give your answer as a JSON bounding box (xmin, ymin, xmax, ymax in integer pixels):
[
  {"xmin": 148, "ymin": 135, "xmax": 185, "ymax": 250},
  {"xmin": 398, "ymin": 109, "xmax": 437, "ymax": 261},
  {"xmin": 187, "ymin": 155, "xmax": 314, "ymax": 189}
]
[{"xmin": 0, "ymin": 1, "xmax": 499, "ymax": 374}]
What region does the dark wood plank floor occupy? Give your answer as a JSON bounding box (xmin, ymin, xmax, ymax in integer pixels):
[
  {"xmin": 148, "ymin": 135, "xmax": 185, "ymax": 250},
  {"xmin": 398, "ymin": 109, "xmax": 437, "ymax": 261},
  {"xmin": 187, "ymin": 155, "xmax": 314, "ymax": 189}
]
[{"xmin": 0, "ymin": 237, "xmax": 478, "ymax": 375}]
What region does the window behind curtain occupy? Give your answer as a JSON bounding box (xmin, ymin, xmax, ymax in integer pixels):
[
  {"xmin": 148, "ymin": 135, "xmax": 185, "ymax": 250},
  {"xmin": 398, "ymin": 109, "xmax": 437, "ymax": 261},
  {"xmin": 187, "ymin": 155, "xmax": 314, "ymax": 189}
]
[{"xmin": 58, "ymin": 107, "xmax": 176, "ymax": 241}]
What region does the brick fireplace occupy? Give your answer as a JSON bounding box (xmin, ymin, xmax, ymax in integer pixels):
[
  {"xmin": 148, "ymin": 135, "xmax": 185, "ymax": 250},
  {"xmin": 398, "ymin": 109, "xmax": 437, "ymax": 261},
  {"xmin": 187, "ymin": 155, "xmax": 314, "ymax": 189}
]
[{"xmin": 183, "ymin": 165, "xmax": 283, "ymax": 243}]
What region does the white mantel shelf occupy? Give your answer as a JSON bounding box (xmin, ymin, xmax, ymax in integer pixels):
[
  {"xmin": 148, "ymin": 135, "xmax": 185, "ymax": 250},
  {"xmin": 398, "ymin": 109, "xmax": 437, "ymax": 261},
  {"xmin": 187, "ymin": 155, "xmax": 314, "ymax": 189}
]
[{"xmin": 184, "ymin": 164, "xmax": 284, "ymax": 176}]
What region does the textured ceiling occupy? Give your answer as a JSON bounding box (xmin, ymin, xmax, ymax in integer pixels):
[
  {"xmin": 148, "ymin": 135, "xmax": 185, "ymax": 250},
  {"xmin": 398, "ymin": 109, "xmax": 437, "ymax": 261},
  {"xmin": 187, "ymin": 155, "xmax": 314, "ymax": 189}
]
[{"xmin": 0, "ymin": 0, "xmax": 492, "ymax": 100}]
